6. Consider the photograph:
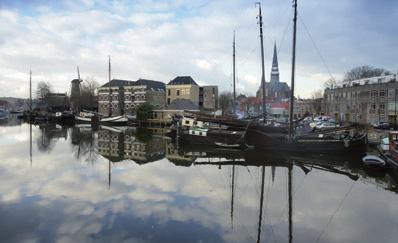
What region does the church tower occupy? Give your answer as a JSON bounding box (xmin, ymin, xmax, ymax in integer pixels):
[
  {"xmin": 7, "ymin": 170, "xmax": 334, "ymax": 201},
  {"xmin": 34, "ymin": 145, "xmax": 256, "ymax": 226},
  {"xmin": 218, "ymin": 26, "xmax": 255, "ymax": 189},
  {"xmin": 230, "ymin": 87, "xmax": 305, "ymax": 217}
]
[{"xmin": 270, "ymin": 42, "xmax": 280, "ymax": 83}]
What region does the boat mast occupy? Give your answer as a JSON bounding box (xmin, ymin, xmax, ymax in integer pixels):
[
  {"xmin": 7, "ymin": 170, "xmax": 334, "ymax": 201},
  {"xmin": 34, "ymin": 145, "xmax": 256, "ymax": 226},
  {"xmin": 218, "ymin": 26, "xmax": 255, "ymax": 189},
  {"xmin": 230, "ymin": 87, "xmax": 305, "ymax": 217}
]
[
  {"xmin": 231, "ymin": 31, "xmax": 236, "ymax": 229},
  {"xmin": 233, "ymin": 31, "xmax": 236, "ymax": 101},
  {"xmin": 29, "ymin": 69, "xmax": 32, "ymax": 114},
  {"xmin": 230, "ymin": 163, "xmax": 235, "ymax": 229},
  {"xmin": 289, "ymin": 0, "xmax": 298, "ymax": 138},
  {"xmin": 288, "ymin": 162, "xmax": 293, "ymax": 243},
  {"xmin": 108, "ymin": 56, "xmax": 112, "ymax": 117},
  {"xmin": 256, "ymin": 165, "xmax": 266, "ymax": 243},
  {"xmin": 256, "ymin": 2, "xmax": 267, "ymax": 122}
]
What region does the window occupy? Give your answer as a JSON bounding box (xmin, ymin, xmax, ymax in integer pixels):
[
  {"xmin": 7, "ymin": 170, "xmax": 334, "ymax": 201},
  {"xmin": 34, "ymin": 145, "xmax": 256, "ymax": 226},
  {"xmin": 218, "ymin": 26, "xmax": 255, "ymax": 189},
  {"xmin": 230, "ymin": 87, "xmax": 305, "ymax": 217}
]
[
  {"xmin": 177, "ymin": 90, "xmax": 180, "ymax": 96},
  {"xmin": 167, "ymin": 98, "xmax": 170, "ymax": 105},
  {"xmin": 371, "ymin": 90, "xmax": 378, "ymax": 97},
  {"xmin": 371, "ymin": 103, "xmax": 376, "ymax": 110},
  {"xmin": 380, "ymin": 90, "xmax": 385, "ymax": 97}
]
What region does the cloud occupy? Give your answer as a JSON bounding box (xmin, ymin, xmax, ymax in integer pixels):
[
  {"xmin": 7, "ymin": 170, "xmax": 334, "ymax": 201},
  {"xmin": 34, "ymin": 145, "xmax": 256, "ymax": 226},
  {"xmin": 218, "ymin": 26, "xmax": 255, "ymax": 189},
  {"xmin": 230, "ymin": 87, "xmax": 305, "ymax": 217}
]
[
  {"xmin": 1, "ymin": 125, "xmax": 398, "ymax": 242},
  {"xmin": 0, "ymin": 0, "xmax": 397, "ymax": 99}
]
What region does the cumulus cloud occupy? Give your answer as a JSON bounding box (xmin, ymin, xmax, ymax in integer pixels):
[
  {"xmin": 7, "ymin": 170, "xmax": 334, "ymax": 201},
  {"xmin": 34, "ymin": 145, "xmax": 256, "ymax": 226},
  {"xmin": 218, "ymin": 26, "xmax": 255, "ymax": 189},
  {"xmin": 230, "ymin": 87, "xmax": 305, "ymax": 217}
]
[{"xmin": 0, "ymin": 0, "xmax": 397, "ymax": 98}]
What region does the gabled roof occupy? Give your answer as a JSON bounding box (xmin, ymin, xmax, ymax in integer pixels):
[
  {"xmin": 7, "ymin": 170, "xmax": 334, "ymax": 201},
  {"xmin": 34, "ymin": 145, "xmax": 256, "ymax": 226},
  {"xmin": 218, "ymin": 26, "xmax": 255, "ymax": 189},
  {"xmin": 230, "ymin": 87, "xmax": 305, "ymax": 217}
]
[
  {"xmin": 168, "ymin": 76, "xmax": 198, "ymax": 85},
  {"xmin": 101, "ymin": 79, "xmax": 165, "ymax": 90},
  {"xmin": 270, "ymin": 102, "xmax": 289, "ymax": 109},
  {"xmin": 101, "ymin": 79, "xmax": 134, "ymax": 88},
  {"xmin": 165, "ymin": 99, "xmax": 199, "ymax": 111}
]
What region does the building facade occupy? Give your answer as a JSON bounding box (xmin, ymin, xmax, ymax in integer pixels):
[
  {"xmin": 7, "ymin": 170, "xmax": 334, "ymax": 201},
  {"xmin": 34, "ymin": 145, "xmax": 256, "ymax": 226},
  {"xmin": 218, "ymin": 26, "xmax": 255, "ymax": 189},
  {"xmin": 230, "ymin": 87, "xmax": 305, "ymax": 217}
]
[
  {"xmin": 166, "ymin": 76, "xmax": 218, "ymax": 111},
  {"xmin": 293, "ymin": 98, "xmax": 324, "ymax": 118},
  {"xmin": 98, "ymin": 79, "xmax": 165, "ymax": 116},
  {"xmin": 200, "ymin": 86, "xmax": 218, "ymax": 110},
  {"xmin": 324, "ymin": 73, "xmax": 398, "ymax": 124}
]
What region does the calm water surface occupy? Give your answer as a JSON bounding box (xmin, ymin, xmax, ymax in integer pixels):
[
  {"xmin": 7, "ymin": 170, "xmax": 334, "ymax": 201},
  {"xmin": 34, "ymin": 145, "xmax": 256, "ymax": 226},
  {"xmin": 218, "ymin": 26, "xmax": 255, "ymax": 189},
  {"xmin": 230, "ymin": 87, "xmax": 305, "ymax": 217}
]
[{"xmin": 1, "ymin": 120, "xmax": 398, "ymax": 243}]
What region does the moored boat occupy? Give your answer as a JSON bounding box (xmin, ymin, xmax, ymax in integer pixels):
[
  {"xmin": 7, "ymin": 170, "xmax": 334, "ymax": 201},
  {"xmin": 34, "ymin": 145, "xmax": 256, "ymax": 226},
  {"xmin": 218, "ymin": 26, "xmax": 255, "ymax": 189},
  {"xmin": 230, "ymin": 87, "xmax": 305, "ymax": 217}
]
[
  {"xmin": 176, "ymin": 116, "xmax": 246, "ymax": 148},
  {"xmin": 243, "ymin": 1, "xmax": 368, "ymax": 154}
]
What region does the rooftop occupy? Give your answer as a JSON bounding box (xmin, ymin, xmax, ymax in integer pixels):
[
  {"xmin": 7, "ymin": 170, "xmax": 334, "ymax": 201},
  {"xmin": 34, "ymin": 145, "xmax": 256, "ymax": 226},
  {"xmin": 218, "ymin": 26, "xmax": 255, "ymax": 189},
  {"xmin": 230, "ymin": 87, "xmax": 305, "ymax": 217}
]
[
  {"xmin": 101, "ymin": 79, "xmax": 134, "ymax": 88},
  {"xmin": 326, "ymin": 73, "xmax": 397, "ymax": 91},
  {"xmin": 101, "ymin": 79, "xmax": 165, "ymax": 91},
  {"xmin": 168, "ymin": 76, "xmax": 198, "ymax": 86}
]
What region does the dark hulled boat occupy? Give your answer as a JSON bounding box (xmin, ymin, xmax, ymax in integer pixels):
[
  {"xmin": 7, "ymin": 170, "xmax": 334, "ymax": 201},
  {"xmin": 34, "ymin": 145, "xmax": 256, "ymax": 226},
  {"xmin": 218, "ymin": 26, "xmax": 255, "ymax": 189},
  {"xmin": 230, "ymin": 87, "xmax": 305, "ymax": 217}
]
[
  {"xmin": 244, "ymin": 1, "xmax": 367, "ymax": 154},
  {"xmin": 245, "ymin": 121, "xmax": 367, "ymax": 154}
]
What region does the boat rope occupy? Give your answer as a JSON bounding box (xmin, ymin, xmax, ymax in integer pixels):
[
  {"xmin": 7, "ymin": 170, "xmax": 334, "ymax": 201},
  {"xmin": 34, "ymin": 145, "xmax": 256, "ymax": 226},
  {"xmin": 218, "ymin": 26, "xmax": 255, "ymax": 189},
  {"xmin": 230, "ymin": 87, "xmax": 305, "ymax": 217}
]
[
  {"xmin": 298, "ymin": 13, "xmax": 335, "ymax": 81},
  {"xmin": 315, "ymin": 180, "xmax": 356, "ymax": 243},
  {"xmin": 193, "ymin": 165, "xmax": 257, "ymax": 241}
]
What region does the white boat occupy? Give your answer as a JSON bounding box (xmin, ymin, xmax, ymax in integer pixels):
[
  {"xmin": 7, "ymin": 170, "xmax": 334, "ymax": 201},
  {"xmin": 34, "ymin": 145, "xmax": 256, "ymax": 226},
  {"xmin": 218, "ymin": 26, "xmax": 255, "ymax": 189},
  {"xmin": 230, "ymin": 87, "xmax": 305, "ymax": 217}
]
[
  {"xmin": 100, "ymin": 115, "xmax": 128, "ymax": 123},
  {"xmin": 99, "ymin": 125, "xmax": 129, "ymax": 133},
  {"xmin": 381, "ymin": 137, "xmax": 389, "ymax": 151},
  {"xmin": 362, "ymin": 155, "xmax": 386, "ymax": 167}
]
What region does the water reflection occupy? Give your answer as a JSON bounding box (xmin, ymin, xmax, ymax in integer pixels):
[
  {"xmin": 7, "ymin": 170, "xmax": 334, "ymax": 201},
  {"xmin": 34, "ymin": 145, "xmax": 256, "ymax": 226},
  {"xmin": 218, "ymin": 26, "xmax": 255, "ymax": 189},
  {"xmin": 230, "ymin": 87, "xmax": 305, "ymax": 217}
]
[{"xmin": 0, "ymin": 123, "xmax": 398, "ymax": 242}]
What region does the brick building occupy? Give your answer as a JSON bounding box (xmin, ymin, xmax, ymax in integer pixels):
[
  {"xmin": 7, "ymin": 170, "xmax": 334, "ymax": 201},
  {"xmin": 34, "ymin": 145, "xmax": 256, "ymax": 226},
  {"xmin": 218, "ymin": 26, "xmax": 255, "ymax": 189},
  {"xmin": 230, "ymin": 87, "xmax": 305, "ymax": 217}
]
[
  {"xmin": 98, "ymin": 79, "xmax": 165, "ymax": 116},
  {"xmin": 324, "ymin": 73, "xmax": 398, "ymax": 124}
]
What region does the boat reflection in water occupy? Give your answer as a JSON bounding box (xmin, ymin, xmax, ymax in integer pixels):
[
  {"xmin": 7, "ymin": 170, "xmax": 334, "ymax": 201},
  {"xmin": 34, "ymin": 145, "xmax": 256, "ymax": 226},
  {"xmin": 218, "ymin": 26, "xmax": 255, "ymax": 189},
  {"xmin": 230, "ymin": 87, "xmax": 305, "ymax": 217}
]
[{"xmin": 17, "ymin": 124, "xmax": 398, "ymax": 242}]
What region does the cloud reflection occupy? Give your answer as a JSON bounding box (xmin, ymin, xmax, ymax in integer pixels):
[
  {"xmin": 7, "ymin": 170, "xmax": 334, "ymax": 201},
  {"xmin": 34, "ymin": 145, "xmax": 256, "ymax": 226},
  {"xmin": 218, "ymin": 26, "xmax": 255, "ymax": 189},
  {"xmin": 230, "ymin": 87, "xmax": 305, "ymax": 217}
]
[{"xmin": 0, "ymin": 124, "xmax": 397, "ymax": 242}]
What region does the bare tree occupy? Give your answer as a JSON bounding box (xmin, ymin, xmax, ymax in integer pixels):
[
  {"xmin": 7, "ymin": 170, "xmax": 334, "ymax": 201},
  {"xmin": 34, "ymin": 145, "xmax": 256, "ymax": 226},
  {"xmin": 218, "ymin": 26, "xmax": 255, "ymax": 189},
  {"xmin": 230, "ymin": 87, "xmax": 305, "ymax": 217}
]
[
  {"xmin": 218, "ymin": 91, "xmax": 233, "ymax": 115},
  {"xmin": 80, "ymin": 77, "xmax": 99, "ymax": 110},
  {"xmin": 311, "ymin": 90, "xmax": 323, "ymax": 115},
  {"xmin": 323, "ymin": 78, "xmax": 337, "ymax": 89},
  {"xmin": 36, "ymin": 81, "xmax": 52, "ymax": 103},
  {"xmin": 343, "ymin": 65, "xmax": 391, "ymax": 84}
]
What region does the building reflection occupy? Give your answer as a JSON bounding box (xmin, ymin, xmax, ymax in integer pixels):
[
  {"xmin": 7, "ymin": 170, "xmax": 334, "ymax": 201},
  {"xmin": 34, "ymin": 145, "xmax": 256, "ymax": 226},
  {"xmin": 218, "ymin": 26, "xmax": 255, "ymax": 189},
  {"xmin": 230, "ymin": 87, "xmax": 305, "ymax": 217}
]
[
  {"xmin": 25, "ymin": 124, "xmax": 398, "ymax": 242},
  {"xmin": 36, "ymin": 123, "xmax": 68, "ymax": 153},
  {"xmin": 97, "ymin": 126, "xmax": 166, "ymax": 164},
  {"xmin": 37, "ymin": 124, "xmax": 398, "ymax": 197}
]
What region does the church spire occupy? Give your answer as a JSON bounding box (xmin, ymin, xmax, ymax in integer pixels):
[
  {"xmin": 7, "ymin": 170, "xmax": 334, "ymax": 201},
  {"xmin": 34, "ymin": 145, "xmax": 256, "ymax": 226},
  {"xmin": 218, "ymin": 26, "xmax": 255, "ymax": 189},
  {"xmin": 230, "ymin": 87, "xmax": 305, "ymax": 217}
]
[{"xmin": 270, "ymin": 41, "xmax": 280, "ymax": 83}]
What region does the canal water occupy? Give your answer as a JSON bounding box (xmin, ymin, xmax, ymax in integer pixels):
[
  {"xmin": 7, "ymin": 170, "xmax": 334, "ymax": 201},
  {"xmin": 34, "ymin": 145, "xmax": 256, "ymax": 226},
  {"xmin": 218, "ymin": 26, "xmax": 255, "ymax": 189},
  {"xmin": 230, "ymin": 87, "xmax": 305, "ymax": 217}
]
[{"xmin": 1, "ymin": 120, "xmax": 398, "ymax": 243}]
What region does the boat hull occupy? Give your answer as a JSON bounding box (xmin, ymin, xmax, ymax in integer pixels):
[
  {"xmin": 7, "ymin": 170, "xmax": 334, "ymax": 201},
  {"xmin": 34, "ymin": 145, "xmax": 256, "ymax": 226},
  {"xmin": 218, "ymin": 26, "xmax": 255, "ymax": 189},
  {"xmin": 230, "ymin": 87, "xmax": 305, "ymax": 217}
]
[
  {"xmin": 100, "ymin": 116, "xmax": 128, "ymax": 126},
  {"xmin": 245, "ymin": 123, "xmax": 367, "ymax": 154},
  {"xmin": 179, "ymin": 129, "xmax": 245, "ymax": 147}
]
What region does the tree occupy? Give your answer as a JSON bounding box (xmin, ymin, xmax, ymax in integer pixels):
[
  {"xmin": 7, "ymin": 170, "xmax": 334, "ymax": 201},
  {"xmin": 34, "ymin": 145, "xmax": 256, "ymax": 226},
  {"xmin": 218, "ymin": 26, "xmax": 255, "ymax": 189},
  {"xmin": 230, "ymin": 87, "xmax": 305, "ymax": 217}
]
[
  {"xmin": 219, "ymin": 91, "xmax": 233, "ymax": 115},
  {"xmin": 310, "ymin": 90, "xmax": 323, "ymax": 115},
  {"xmin": 36, "ymin": 81, "xmax": 52, "ymax": 102},
  {"xmin": 136, "ymin": 103, "xmax": 153, "ymax": 121},
  {"xmin": 323, "ymin": 78, "xmax": 337, "ymax": 89},
  {"xmin": 80, "ymin": 77, "xmax": 99, "ymax": 110},
  {"xmin": 343, "ymin": 65, "xmax": 391, "ymax": 84}
]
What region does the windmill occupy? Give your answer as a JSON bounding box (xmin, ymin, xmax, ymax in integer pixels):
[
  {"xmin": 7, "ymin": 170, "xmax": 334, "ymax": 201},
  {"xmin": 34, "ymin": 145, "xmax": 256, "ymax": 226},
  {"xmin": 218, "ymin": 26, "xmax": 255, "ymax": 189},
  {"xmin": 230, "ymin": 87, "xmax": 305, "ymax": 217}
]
[{"xmin": 70, "ymin": 66, "xmax": 83, "ymax": 112}]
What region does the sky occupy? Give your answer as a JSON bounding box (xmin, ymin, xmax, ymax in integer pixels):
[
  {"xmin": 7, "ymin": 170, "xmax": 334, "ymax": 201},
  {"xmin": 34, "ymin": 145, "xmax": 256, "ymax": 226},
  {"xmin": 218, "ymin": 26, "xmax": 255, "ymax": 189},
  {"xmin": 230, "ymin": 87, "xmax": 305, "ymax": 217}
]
[{"xmin": 0, "ymin": 0, "xmax": 397, "ymax": 98}]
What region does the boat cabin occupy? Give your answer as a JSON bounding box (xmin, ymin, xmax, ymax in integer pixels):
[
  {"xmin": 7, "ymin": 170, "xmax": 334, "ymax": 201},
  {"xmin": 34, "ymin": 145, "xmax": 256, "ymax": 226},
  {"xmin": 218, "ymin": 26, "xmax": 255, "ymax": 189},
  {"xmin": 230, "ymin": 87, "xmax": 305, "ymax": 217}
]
[{"xmin": 181, "ymin": 117, "xmax": 206, "ymax": 128}]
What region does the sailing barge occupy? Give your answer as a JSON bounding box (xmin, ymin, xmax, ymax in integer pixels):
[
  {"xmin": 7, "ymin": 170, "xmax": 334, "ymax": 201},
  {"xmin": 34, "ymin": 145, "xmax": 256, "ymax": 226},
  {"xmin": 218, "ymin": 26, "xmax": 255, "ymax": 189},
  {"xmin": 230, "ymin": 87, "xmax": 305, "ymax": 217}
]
[
  {"xmin": 243, "ymin": 0, "xmax": 367, "ymax": 154},
  {"xmin": 174, "ymin": 115, "xmax": 246, "ymax": 148}
]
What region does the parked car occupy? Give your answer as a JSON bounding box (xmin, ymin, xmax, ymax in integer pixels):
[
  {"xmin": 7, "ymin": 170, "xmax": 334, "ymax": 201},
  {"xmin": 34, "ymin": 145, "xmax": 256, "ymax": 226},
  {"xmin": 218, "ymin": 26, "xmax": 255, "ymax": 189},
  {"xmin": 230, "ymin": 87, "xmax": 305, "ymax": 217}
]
[
  {"xmin": 372, "ymin": 122, "xmax": 398, "ymax": 130},
  {"xmin": 316, "ymin": 121, "xmax": 340, "ymax": 129}
]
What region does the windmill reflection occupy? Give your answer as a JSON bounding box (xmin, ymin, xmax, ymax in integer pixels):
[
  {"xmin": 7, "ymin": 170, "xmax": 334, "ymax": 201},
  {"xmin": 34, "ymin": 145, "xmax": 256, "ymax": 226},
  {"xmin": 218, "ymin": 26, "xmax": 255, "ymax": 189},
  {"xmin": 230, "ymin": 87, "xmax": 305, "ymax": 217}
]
[{"xmin": 27, "ymin": 124, "xmax": 398, "ymax": 242}]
